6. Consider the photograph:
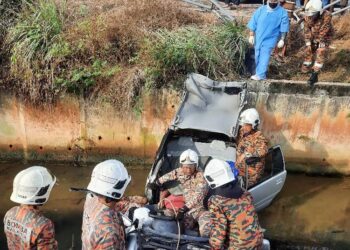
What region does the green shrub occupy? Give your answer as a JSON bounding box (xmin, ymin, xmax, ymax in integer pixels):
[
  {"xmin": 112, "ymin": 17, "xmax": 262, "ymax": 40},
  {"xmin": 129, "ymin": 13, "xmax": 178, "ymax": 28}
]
[
  {"xmin": 145, "ymin": 22, "xmax": 248, "ymax": 87},
  {"xmin": 54, "ymin": 59, "xmax": 121, "ymax": 94}
]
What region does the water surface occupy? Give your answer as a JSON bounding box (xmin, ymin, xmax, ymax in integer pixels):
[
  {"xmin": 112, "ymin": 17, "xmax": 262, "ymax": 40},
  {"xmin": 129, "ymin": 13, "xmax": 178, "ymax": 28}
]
[{"xmin": 0, "ymin": 161, "xmax": 349, "ymax": 249}]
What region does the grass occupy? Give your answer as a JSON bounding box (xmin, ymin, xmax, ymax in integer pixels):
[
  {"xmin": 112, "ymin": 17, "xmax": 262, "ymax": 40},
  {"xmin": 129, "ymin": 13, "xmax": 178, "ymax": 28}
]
[
  {"xmin": 1, "ymin": 0, "xmax": 249, "ymax": 107},
  {"xmin": 6, "ymin": 0, "xmax": 66, "ymax": 69},
  {"xmin": 144, "ymin": 22, "xmax": 248, "ymax": 88},
  {"xmin": 0, "ymin": 0, "xmax": 23, "ymax": 45},
  {"xmin": 4, "ymin": 0, "xmax": 67, "ymax": 102},
  {"xmin": 3, "ymin": 0, "xmax": 123, "ymax": 102},
  {"xmin": 54, "ymin": 59, "xmax": 121, "ymax": 94}
]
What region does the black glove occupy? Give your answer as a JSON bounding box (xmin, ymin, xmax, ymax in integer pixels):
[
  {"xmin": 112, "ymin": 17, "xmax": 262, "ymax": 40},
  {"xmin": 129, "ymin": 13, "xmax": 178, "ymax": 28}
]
[
  {"xmin": 147, "ymin": 180, "xmax": 160, "ymax": 190},
  {"xmin": 176, "ymin": 206, "xmax": 189, "ymax": 220}
]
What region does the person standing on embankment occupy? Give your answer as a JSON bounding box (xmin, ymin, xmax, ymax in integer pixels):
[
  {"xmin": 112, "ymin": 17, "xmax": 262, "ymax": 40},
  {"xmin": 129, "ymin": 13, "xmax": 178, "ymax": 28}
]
[
  {"xmin": 247, "ymin": 0, "xmax": 290, "ymax": 81},
  {"xmin": 302, "ymin": 0, "xmax": 333, "ymax": 86}
]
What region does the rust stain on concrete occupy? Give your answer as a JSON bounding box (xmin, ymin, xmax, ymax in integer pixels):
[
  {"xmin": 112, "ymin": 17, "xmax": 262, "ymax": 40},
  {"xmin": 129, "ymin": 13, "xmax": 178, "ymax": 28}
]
[{"xmin": 0, "ymin": 82, "xmax": 350, "ymax": 175}]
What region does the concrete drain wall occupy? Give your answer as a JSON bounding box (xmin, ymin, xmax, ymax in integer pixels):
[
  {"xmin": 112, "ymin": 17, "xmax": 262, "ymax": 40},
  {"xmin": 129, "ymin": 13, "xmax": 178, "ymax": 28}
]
[{"xmin": 0, "ymin": 80, "xmax": 349, "ymax": 175}]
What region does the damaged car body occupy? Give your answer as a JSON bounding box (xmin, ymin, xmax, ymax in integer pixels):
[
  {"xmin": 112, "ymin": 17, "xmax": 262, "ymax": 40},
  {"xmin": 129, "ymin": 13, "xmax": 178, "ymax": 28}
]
[{"xmin": 126, "ymin": 73, "xmax": 287, "ymax": 250}]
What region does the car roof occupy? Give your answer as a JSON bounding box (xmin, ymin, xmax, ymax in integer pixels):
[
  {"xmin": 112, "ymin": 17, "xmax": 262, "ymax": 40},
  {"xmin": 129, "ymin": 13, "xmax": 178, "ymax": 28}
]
[{"xmin": 170, "ymin": 73, "xmax": 247, "ymax": 138}]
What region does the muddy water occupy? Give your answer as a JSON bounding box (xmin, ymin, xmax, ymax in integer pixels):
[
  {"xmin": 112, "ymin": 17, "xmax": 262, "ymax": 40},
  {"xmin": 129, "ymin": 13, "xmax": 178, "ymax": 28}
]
[
  {"xmin": 0, "ymin": 161, "xmax": 349, "ymax": 249},
  {"xmin": 260, "ymin": 174, "xmax": 350, "ymax": 249}
]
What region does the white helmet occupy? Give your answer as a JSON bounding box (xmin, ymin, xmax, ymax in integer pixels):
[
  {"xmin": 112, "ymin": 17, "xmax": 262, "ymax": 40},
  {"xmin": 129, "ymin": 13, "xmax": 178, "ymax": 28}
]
[
  {"xmin": 10, "ymin": 166, "xmax": 56, "ymax": 205},
  {"xmin": 204, "ymin": 159, "xmax": 235, "ymax": 189},
  {"xmin": 179, "ymin": 149, "xmax": 199, "ymax": 166},
  {"xmin": 305, "ymin": 0, "xmax": 322, "ymax": 16},
  {"xmin": 239, "ymin": 108, "xmax": 260, "ymax": 130},
  {"xmin": 87, "ymin": 159, "xmax": 131, "ymax": 200}
]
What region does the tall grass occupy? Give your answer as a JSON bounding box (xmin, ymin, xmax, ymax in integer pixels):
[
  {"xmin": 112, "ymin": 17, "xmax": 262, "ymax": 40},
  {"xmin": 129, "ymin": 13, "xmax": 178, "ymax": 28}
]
[
  {"xmin": 1, "ymin": 0, "xmax": 247, "ymax": 106},
  {"xmin": 145, "ymin": 22, "xmax": 248, "ymax": 87},
  {"xmin": 6, "ymin": 0, "xmax": 66, "ymax": 69},
  {"xmin": 5, "ymin": 0, "xmax": 67, "ymax": 102},
  {"xmin": 0, "ymin": 0, "xmax": 23, "ymax": 44}
]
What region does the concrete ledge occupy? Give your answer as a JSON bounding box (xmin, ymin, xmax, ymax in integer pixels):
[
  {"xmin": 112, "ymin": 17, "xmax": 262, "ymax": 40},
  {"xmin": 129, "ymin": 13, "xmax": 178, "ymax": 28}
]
[{"xmin": 248, "ymin": 79, "xmax": 350, "ymax": 96}]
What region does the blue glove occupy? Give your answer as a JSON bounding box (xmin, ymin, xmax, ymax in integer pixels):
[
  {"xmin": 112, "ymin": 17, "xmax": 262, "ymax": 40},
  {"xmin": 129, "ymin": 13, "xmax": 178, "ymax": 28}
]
[{"xmin": 227, "ymin": 161, "xmax": 239, "ymax": 178}]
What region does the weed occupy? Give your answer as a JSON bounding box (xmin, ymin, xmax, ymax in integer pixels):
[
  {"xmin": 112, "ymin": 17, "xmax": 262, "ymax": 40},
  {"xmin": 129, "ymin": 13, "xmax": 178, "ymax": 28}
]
[
  {"xmin": 6, "ymin": 0, "xmax": 66, "ymax": 66},
  {"xmin": 55, "ymin": 59, "xmax": 121, "ymax": 94},
  {"xmin": 1, "ymin": 0, "xmax": 217, "ymax": 105},
  {"xmin": 5, "ymin": 0, "xmax": 67, "ymax": 102},
  {"xmin": 132, "ymin": 96, "xmax": 144, "ymax": 118},
  {"xmin": 144, "ymin": 22, "xmax": 248, "ymax": 86},
  {"xmin": 0, "ymin": 0, "xmax": 23, "ymax": 44}
]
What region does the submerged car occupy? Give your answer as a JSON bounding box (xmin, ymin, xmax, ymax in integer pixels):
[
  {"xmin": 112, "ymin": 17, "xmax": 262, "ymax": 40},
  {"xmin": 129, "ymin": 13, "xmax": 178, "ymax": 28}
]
[{"xmin": 126, "ymin": 73, "xmax": 287, "ymax": 250}]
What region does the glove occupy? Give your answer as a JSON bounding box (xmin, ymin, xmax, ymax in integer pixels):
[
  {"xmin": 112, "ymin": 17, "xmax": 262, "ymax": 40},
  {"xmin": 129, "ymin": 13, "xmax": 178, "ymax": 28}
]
[
  {"xmin": 147, "ymin": 181, "xmax": 160, "ymax": 190},
  {"xmin": 277, "ymin": 39, "xmax": 285, "ymax": 48},
  {"xmin": 248, "ymin": 36, "xmax": 254, "ymax": 46},
  {"xmin": 319, "ymin": 42, "xmax": 326, "ymax": 48},
  {"xmin": 176, "ymin": 206, "xmax": 189, "ymax": 220}
]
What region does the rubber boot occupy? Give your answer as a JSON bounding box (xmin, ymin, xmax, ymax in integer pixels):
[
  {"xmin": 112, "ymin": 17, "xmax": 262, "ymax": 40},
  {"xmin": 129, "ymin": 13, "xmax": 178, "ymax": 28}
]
[{"xmin": 307, "ymin": 72, "xmax": 318, "ymax": 87}]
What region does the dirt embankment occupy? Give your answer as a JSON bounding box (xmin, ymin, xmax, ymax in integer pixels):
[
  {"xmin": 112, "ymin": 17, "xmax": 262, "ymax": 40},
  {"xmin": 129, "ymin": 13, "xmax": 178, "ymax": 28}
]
[
  {"xmin": 269, "ymin": 13, "xmax": 350, "ymax": 82},
  {"xmin": 0, "ymin": 0, "xmax": 218, "ymax": 106},
  {"xmin": 1, "ymin": 0, "xmax": 349, "ymax": 108}
]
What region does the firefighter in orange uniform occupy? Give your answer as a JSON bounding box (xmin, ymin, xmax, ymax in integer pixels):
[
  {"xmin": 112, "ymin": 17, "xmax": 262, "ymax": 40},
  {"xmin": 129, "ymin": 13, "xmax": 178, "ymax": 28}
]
[
  {"xmin": 81, "ymin": 159, "xmax": 131, "ymax": 250},
  {"xmin": 4, "ymin": 166, "xmax": 58, "ymax": 249}
]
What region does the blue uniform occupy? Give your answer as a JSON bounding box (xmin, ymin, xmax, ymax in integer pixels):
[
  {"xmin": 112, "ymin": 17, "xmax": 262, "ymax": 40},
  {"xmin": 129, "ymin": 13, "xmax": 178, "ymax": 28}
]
[{"xmin": 247, "ymin": 5, "xmax": 289, "ymax": 79}]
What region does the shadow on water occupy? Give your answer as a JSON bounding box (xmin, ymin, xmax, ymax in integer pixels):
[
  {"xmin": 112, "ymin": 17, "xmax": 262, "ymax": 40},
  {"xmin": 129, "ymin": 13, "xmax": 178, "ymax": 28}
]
[
  {"xmin": 259, "ymin": 173, "xmax": 350, "ymax": 249},
  {"xmin": 0, "ymin": 161, "xmax": 349, "ymax": 249}
]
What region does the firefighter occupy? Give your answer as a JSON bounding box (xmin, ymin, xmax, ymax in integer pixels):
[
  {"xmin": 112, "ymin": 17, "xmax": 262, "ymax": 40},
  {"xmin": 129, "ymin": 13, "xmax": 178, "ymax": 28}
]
[
  {"xmin": 4, "ymin": 166, "xmax": 58, "ymax": 249},
  {"xmin": 236, "ymin": 108, "xmax": 268, "ymax": 188},
  {"xmin": 81, "ymin": 159, "xmax": 131, "ymax": 250},
  {"xmin": 148, "ymin": 149, "xmax": 211, "ymax": 237},
  {"xmin": 204, "ymin": 159, "xmax": 264, "ymax": 249},
  {"xmin": 302, "ymin": 0, "xmax": 333, "ymax": 86}
]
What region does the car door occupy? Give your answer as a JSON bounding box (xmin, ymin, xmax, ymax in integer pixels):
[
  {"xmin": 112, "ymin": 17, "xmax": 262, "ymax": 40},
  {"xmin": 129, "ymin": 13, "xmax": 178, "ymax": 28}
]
[{"xmin": 249, "ymin": 145, "xmax": 287, "ymax": 212}]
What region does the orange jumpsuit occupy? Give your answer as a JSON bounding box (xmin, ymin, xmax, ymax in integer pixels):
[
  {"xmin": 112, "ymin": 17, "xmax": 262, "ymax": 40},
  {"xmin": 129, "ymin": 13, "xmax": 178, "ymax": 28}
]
[
  {"xmin": 4, "ymin": 205, "xmax": 57, "ymax": 250},
  {"xmin": 236, "ymin": 129, "xmax": 268, "ymax": 188},
  {"xmin": 302, "ymin": 11, "xmax": 333, "ymax": 72},
  {"xmin": 81, "ymin": 194, "xmax": 126, "ymax": 250}
]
